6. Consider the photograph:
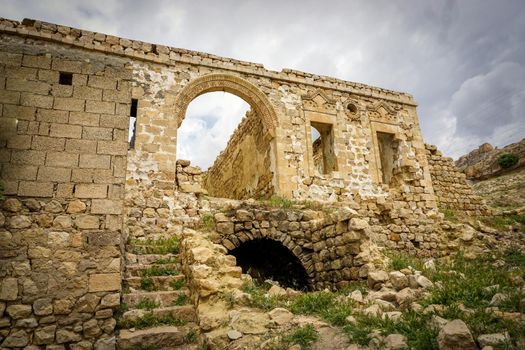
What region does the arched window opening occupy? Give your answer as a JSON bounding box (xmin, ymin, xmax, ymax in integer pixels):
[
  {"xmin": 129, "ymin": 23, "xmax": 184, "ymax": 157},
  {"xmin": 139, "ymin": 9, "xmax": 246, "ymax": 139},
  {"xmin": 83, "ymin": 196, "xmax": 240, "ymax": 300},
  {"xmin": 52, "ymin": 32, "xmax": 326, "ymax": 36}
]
[{"xmin": 229, "ymin": 238, "xmax": 310, "ymax": 290}]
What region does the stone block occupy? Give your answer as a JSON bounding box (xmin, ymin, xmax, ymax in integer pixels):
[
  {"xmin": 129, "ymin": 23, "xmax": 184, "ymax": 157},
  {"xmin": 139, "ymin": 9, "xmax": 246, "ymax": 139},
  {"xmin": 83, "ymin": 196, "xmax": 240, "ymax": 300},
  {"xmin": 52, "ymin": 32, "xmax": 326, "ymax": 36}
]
[
  {"xmin": 11, "ymin": 150, "xmax": 46, "ymax": 165},
  {"xmin": 82, "ymin": 126, "xmax": 113, "ymax": 140},
  {"xmin": 36, "ymin": 108, "xmax": 68, "ymax": 123},
  {"xmin": 31, "ymin": 135, "xmax": 65, "ymax": 151},
  {"xmin": 51, "ymin": 58, "xmax": 82, "ymax": 73},
  {"xmin": 88, "ymin": 75, "xmax": 117, "ymax": 90},
  {"xmin": 20, "ymin": 93, "xmax": 53, "ymax": 108},
  {"xmin": 0, "ymin": 277, "xmax": 18, "ymax": 300},
  {"xmin": 37, "ymin": 166, "xmax": 71, "ymax": 182},
  {"xmin": 53, "ymin": 97, "xmax": 85, "ymax": 111},
  {"xmin": 99, "ymin": 114, "xmax": 129, "ymax": 129},
  {"xmin": 74, "ymin": 184, "xmax": 108, "ymax": 198},
  {"xmin": 2, "ymin": 165, "xmax": 38, "ymax": 181},
  {"xmin": 79, "ymin": 154, "xmax": 111, "ymax": 169},
  {"xmin": 74, "ymin": 215, "xmax": 100, "ymax": 229},
  {"xmin": 18, "ymin": 181, "xmax": 54, "ymax": 197},
  {"xmin": 88, "ymin": 273, "xmax": 120, "ymax": 292},
  {"xmin": 50, "ymin": 123, "xmax": 83, "ymax": 138},
  {"xmin": 3, "ymin": 104, "xmax": 36, "ymax": 121},
  {"xmin": 87, "ymin": 231, "xmax": 120, "ymax": 245},
  {"xmin": 69, "ymin": 111, "xmax": 100, "ymax": 126},
  {"xmin": 73, "ymin": 85, "xmax": 102, "ymax": 100},
  {"xmin": 65, "ymin": 139, "xmax": 97, "ymax": 153},
  {"xmin": 97, "ymin": 140, "xmax": 128, "ymax": 155},
  {"xmin": 46, "ymin": 152, "xmax": 79, "ymax": 167},
  {"xmin": 6, "ymin": 134, "xmax": 31, "ymax": 149},
  {"xmin": 0, "ymin": 90, "xmax": 20, "ymax": 104},
  {"xmin": 22, "ymin": 55, "xmax": 52, "ymax": 69},
  {"xmin": 91, "ymin": 199, "xmax": 122, "ymax": 214},
  {"xmin": 85, "ymin": 100, "xmax": 115, "ymax": 114}
]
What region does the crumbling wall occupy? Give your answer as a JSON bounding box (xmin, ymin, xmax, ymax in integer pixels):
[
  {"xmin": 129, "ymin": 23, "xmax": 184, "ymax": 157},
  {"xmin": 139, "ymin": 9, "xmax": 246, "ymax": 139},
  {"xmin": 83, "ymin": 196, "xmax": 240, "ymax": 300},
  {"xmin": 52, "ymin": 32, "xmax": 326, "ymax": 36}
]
[
  {"xmin": 204, "ymin": 110, "xmax": 274, "ymax": 199},
  {"xmin": 0, "ymin": 33, "xmax": 130, "ymax": 348},
  {"xmin": 425, "ymin": 144, "xmax": 490, "ymax": 215}
]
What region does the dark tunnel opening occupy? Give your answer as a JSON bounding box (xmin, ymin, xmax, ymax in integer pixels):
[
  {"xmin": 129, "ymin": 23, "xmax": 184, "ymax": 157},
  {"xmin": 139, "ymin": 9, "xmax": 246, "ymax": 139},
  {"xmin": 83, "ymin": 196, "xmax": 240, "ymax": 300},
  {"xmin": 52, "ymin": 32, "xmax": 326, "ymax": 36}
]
[{"xmin": 229, "ymin": 238, "xmax": 310, "ymax": 290}]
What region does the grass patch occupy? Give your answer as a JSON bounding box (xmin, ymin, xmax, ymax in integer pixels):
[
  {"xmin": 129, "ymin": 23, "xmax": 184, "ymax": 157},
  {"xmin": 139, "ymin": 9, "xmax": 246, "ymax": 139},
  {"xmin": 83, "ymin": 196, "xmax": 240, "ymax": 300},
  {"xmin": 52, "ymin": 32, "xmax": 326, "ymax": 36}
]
[
  {"xmin": 241, "ymin": 281, "xmax": 286, "ymax": 310},
  {"xmin": 130, "ymin": 237, "xmax": 179, "ymax": 255},
  {"xmin": 170, "ymin": 278, "xmax": 186, "ymax": 290},
  {"xmin": 262, "ymin": 196, "xmax": 293, "ymax": 209},
  {"xmin": 135, "ymin": 299, "xmax": 160, "ymax": 310},
  {"xmin": 482, "ymin": 214, "xmax": 525, "ymax": 232},
  {"xmin": 265, "ymin": 324, "xmax": 319, "ymax": 350},
  {"xmin": 441, "ymin": 208, "xmax": 458, "ymax": 222},
  {"xmin": 142, "ymin": 266, "xmax": 178, "ymax": 277},
  {"xmin": 118, "ymin": 313, "xmax": 186, "ymax": 329},
  {"xmin": 184, "ymin": 329, "xmax": 198, "ymax": 344},
  {"xmin": 154, "ymin": 256, "xmax": 178, "ymax": 264},
  {"xmin": 172, "ymin": 294, "xmax": 188, "ymax": 306},
  {"xmin": 140, "ymin": 277, "xmax": 155, "ymax": 291},
  {"xmin": 290, "ymin": 291, "xmax": 354, "ymax": 326},
  {"xmin": 386, "ymin": 250, "xmax": 424, "ymax": 271},
  {"xmin": 199, "ymin": 213, "xmax": 215, "ymax": 231}
]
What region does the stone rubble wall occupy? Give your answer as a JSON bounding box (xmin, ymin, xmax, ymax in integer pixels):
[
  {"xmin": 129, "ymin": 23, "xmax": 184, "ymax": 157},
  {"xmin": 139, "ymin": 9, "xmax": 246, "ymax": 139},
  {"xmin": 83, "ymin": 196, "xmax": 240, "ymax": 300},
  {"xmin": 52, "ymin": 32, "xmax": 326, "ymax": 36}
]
[
  {"xmin": 0, "ymin": 32, "xmax": 130, "ymax": 347},
  {"xmin": 204, "ymin": 110, "xmax": 274, "ymax": 199},
  {"xmin": 425, "ymin": 144, "xmax": 490, "ymax": 215}
]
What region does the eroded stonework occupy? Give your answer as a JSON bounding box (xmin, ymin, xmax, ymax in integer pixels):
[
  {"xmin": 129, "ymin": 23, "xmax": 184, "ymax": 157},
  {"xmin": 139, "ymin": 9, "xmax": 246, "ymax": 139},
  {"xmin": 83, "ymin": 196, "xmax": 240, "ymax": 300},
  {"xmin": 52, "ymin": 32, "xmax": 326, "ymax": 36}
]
[{"xmin": 0, "ymin": 17, "xmax": 490, "ymax": 348}]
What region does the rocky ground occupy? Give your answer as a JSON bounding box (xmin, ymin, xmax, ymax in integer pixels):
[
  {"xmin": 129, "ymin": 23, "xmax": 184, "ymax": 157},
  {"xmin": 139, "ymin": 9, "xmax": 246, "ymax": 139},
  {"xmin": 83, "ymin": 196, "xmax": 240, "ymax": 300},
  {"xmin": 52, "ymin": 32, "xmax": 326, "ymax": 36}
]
[{"xmin": 471, "ymin": 167, "xmax": 525, "ymax": 211}]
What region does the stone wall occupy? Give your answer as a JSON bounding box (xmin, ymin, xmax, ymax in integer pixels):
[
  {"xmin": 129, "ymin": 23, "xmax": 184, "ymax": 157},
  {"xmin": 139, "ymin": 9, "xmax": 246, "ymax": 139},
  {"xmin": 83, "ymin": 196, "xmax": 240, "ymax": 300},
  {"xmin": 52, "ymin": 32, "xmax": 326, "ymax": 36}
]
[
  {"xmin": 0, "ymin": 30, "xmax": 130, "ymax": 348},
  {"xmin": 204, "ymin": 110, "xmax": 274, "ymax": 199},
  {"xmin": 425, "ymin": 144, "xmax": 490, "ymax": 215}
]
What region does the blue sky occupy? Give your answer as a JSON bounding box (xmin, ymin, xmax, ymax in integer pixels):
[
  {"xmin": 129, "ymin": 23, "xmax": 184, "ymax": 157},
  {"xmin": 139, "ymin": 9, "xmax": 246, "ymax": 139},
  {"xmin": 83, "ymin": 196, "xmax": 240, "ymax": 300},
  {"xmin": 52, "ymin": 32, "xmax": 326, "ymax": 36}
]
[{"xmin": 2, "ymin": 0, "xmax": 524, "ymax": 168}]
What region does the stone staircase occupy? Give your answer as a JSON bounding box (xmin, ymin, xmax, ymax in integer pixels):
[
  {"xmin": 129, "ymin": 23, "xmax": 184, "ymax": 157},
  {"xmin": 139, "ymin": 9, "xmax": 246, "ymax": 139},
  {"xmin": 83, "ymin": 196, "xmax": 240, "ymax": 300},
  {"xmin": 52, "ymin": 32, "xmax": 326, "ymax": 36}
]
[{"xmin": 116, "ymin": 237, "xmax": 201, "ymax": 350}]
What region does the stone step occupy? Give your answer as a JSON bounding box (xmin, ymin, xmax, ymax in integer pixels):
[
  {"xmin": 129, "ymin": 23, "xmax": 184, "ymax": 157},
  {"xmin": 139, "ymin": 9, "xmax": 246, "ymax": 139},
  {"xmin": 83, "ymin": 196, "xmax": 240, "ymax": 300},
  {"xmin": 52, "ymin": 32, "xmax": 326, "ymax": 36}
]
[
  {"xmin": 121, "ymin": 305, "xmax": 197, "ymax": 323},
  {"xmin": 125, "ymin": 263, "xmax": 180, "ymax": 277},
  {"xmin": 125, "ymin": 274, "xmax": 185, "ymax": 290},
  {"xmin": 123, "ymin": 290, "xmax": 189, "ymax": 308},
  {"xmin": 117, "ymin": 324, "xmax": 197, "ymax": 350},
  {"xmin": 125, "ymin": 252, "xmax": 178, "ymax": 265}
]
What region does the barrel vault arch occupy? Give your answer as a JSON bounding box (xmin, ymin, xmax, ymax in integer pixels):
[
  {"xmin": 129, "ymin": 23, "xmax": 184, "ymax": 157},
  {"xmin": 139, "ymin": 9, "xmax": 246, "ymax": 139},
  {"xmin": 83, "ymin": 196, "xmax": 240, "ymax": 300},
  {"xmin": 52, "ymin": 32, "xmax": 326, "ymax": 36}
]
[
  {"xmin": 220, "ymin": 232, "xmax": 315, "ymax": 283},
  {"xmin": 173, "ymin": 73, "xmax": 279, "ymax": 137}
]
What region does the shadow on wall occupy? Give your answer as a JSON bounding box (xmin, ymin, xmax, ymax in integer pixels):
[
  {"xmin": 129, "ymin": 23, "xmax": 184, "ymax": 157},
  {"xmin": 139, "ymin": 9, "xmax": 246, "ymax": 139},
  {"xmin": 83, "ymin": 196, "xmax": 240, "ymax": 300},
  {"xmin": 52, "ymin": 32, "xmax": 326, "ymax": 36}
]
[{"xmin": 229, "ymin": 238, "xmax": 310, "ymax": 290}]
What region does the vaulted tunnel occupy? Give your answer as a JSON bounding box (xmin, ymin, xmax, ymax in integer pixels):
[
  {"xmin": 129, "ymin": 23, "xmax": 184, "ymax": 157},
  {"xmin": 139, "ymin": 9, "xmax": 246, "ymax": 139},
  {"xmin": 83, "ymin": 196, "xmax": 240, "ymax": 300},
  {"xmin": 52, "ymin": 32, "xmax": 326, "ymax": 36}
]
[{"xmin": 229, "ymin": 238, "xmax": 310, "ymax": 290}]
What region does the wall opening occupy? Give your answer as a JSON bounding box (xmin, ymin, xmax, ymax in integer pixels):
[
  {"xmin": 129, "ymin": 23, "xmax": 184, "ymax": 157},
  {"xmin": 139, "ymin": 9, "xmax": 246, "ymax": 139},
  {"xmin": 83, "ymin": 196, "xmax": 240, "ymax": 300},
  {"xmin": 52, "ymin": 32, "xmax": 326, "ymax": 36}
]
[
  {"xmin": 177, "ymin": 92, "xmax": 275, "ymax": 200},
  {"xmin": 128, "ymin": 98, "xmax": 138, "ymax": 149},
  {"xmin": 376, "ymin": 131, "xmax": 396, "ymax": 184},
  {"xmin": 229, "ymin": 238, "xmax": 310, "ymax": 290},
  {"xmin": 311, "ymin": 121, "xmax": 337, "ymax": 175},
  {"xmin": 58, "ymin": 72, "xmax": 72, "ymax": 85}
]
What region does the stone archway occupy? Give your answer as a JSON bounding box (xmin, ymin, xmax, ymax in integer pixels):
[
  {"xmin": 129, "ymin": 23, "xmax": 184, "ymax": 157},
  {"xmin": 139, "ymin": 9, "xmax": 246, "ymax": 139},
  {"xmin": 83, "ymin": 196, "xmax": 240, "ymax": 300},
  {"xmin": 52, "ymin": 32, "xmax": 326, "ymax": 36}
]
[
  {"xmin": 173, "ymin": 73, "xmax": 279, "ymax": 137},
  {"xmin": 221, "ymin": 233, "xmax": 314, "ymax": 289}
]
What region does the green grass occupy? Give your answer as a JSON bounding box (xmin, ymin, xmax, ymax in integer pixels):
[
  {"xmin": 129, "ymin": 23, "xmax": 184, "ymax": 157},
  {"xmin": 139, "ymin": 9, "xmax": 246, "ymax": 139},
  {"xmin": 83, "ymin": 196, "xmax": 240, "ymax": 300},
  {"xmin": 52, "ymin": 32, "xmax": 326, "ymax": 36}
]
[
  {"xmin": 199, "ymin": 213, "xmax": 215, "ymax": 231},
  {"xmin": 130, "ymin": 237, "xmax": 179, "ymax": 255},
  {"xmin": 154, "ymin": 256, "xmax": 178, "ymax": 264},
  {"xmin": 441, "ymin": 208, "xmax": 458, "ymax": 222},
  {"xmin": 135, "ymin": 299, "xmax": 160, "ymax": 310},
  {"xmin": 264, "ymin": 324, "xmax": 319, "ymax": 350},
  {"xmin": 290, "ymin": 291, "xmax": 354, "ymax": 326},
  {"xmin": 142, "ymin": 266, "xmax": 178, "ymax": 277},
  {"xmin": 170, "ymin": 278, "xmax": 186, "ymax": 290},
  {"xmin": 241, "ymin": 281, "xmax": 287, "ymax": 310},
  {"xmin": 386, "ymin": 250, "xmax": 424, "ymax": 271},
  {"xmin": 262, "ymin": 196, "xmax": 293, "ymax": 209},
  {"xmin": 482, "ymin": 214, "xmax": 525, "ymax": 232},
  {"xmin": 184, "ymin": 329, "xmax": 198, "ymax": 344},
  {"xmin": 118, "ymin": 313, "xmax": 186, "ymax": 329},
  {"xmin": 172, "ymin": 294, "xmax": 188, "ymax": 306},
  {"xmin": 140, "ymin": 277, "xmax": 155, "ymax": 291},
  {"xmin": 342, "ymin": 250, "xmax": 525, "ymax": 349}
]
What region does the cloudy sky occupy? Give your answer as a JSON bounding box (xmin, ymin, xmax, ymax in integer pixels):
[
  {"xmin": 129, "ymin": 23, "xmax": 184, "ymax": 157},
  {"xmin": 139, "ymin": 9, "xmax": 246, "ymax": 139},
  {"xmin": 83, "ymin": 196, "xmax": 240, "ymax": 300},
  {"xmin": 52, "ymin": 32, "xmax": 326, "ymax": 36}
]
[{"xmin": 2, "ymin": 0, "xmax": 525, "ymax": 168}]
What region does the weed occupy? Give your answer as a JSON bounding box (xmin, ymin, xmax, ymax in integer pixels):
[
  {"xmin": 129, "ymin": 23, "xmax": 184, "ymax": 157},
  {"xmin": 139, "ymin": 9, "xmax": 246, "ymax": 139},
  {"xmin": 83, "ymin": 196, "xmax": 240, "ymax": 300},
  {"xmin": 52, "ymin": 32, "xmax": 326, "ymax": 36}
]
[
  {"xmin": 290, "ymin": 291, "xmax": 353, "ymax": 326},
  {"xmin": 264, "ymin": 196, "xmax": 293, "ymax": 209},
  {"xmin": 241, "ymin": 281, "xmax": 285, "ymax": 310},
  {"xmin": 441, "ymin": 208, "xmax": 458, "ymax": 221},
  {"xmin": 130, "ymin": 237, "xmax": 179, "ymax": 254},
  {"xmin": 140, "ymin": 277, "xmax": 155, "ymax": 291},
  {"xmin": 135, "ymin": 299, "xmax": 160, "ymax": 310},
  {"xmin": 114, "ymin": 302, "xmax": 128, "ymax": 318},
  {"xmin": 172, "ymin": 294, "xmax": 188, "ymax": 306},
  {"xmin": 118, "ymin": 313, "xmax": 186, "ymax": 329},
  {"xmin": 170, "ymin": 278, "xmax": 186, "ymax": 290},
  {"xmin": 222, "ymin": 291, "xmax": 236, "ymax": 309},
  {"xmin": 200, "ymin": 213, "xmax": 215, "ymax": 231},
  {"xmin": 154, "ymin": 256, "xmax": 178, "ymax": 264},
  {"xmin": 264, "ymin": 324, "xmax": 319, "ymax": 350},
  {"xmin": 185, "ymin": 329, "xmax": 198, "ymax": 343},
  {"xmin": 386, "ymin": 250, "xmax": 424, "ymax": 271},
  {"xmin": 142, "ymin": 266, "xmax": 178, "ymax": 277}
]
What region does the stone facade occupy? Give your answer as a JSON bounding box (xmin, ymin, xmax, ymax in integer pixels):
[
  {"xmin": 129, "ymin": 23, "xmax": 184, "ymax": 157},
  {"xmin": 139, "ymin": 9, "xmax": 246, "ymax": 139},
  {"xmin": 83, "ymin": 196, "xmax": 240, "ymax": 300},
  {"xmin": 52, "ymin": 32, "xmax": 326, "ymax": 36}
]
[{"xmin": 0, "ymin": 17, "xmax": 492, "ymax": 348}]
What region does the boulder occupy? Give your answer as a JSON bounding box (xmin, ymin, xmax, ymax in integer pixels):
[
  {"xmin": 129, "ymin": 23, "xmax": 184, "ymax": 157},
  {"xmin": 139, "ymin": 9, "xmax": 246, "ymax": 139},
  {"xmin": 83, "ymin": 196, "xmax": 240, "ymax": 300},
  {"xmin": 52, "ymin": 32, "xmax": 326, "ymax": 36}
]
[
  {"xmin": 368, "ymin": 270, "xmax": 389, "ymax": 289},
  {"xmin": 384, "ymin": 333, "xmax": 407, "ymax": 349},
  {"xmin": 437, "ymin": 319, "xmax": 477, "ymax": 350},
  {"xmin": 477, "ymin": 333, "xmax": 510, "ymax": 348},
  {"xmin": 389, "ymin": 271, "xmax": 409, "ymax": 290}
]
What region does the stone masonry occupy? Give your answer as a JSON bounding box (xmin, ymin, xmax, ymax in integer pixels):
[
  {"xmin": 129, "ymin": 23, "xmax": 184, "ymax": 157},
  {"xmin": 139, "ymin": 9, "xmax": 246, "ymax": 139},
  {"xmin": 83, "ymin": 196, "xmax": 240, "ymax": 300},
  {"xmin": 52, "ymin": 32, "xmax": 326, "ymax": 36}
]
[{"xmin": 0, "ymin": 17, "xmax": 489, "ymax": 348}]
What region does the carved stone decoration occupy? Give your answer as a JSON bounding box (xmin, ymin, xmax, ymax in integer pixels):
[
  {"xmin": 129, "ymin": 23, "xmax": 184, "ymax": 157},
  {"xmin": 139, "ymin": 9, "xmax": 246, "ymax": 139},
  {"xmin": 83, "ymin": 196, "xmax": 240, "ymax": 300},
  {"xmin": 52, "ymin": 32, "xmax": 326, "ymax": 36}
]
[
  {"xmin": 344, "ymin": 98, "xmax": 361, "ymax": 121},
  {"xmin": 173, "ymin": 73, "xmax": 278, "ymax": 137},
  {"xmin": 301, "ymin": 89, "xmax": 337, "ymax": 114},
  {"xmin": 367, "ymin": 100, "xmax": 398, "ymax": 123}
]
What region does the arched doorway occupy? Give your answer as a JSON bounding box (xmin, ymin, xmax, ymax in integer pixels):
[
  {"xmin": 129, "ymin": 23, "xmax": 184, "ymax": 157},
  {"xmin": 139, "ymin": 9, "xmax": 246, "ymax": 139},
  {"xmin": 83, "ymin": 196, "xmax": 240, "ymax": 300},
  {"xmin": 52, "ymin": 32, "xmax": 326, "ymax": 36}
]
[
  {"xmin": 229, "ymin": 238, "xmax": 310, "ymax": 290},
  {"xmin": 174, "ymin": 74, "xmax": 282, "ymax": 200}
]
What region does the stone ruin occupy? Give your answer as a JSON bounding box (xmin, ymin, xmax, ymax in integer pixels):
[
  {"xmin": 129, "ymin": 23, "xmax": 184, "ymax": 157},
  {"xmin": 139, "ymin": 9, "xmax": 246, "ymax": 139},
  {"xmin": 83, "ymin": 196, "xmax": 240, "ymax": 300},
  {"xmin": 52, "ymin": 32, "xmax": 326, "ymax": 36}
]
[{"xmin": 0, "ymin": 18, "xmax": 491, "ymax": 348}]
